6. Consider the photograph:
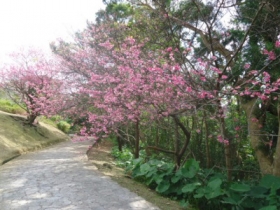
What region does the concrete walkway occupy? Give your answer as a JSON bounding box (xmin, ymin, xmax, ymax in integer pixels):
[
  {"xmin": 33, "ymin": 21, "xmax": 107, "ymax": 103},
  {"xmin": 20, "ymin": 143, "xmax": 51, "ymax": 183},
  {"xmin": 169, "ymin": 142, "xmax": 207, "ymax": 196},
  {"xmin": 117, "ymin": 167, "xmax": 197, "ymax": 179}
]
[{"xmin": 0, "ymin": 141, "xmax": 160, "ymax": 210}]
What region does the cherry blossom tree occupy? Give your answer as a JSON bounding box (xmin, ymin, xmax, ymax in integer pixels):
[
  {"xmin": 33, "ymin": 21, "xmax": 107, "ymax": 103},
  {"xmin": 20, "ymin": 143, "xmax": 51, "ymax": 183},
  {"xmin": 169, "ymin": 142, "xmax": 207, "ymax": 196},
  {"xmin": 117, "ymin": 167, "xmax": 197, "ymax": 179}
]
[
  {"xmin": 0, "ymin": 49, "xmax": 65, "ymax": 125},
  {"xmin": 52, "ymin": 20, "xmax": 203, "ymax": 164},
  {"xmin": 53, "ymin": 0, "xmax": 280, "ymax": 179},
  {"xmin": 143, "ymin": 0, "xmax": 280, "ymax": 177}
]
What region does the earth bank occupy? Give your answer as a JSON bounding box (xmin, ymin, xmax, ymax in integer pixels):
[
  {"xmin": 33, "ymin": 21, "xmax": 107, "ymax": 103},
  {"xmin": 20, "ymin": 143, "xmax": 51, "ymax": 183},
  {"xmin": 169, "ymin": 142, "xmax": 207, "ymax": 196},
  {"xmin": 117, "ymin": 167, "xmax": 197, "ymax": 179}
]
[{"xmin": 0, "ymin": 111, "xmax": 69, "ymax": 165}]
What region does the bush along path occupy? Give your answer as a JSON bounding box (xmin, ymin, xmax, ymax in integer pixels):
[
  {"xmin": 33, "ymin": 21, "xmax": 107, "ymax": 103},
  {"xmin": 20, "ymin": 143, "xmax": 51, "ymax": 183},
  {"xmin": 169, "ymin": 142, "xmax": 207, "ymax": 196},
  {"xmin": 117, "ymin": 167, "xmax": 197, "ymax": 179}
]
[
  {"xmin": 124, "ymin": 158, "xmax": 280, "ymax": 210},
  {"xmin": 0, "ymin": 140, "xmax": 160, "ymax": 210}
]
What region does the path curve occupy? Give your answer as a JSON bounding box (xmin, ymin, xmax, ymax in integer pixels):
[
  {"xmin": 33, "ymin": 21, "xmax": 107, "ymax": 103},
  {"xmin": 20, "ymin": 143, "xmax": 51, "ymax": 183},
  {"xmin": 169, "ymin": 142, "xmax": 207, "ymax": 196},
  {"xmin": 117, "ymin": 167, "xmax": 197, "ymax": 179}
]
[{"xmin": 0, "ymin": 141, "xmax": 160, "ymax": 210}]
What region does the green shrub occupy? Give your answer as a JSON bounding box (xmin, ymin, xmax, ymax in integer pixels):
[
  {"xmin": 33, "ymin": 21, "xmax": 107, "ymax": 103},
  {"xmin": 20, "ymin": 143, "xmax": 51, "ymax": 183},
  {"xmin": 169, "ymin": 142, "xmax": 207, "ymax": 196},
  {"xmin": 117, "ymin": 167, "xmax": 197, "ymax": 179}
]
[
  {"xmin": 111, "ymin": 146, "xmax": 134, "ymax": 167},
  {"xmin": 39, "ymin": 116, "xmax": 58, "ymax": 127},
  {"xmin": 0, "ymin": 99, "xmax": 25, "ymax": 114},
  {"xmin": 124, "ymin": 157, "xmax": 280, "ymax": 210},
  {"xmin": 56, "ymin": 120, "xmax": 71, "ymax": 133},
  {"xmin": 49, "ymin": 115, "xmax": 62, "ymax": 122}
]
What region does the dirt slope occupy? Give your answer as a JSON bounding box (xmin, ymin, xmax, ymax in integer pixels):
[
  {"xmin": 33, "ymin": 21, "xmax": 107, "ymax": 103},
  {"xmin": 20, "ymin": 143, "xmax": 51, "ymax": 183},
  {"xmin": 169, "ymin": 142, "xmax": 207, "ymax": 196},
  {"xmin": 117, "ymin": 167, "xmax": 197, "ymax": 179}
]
[{"xmin": 0, "ymin": 111, "xmax": 69, "ymax": 164}]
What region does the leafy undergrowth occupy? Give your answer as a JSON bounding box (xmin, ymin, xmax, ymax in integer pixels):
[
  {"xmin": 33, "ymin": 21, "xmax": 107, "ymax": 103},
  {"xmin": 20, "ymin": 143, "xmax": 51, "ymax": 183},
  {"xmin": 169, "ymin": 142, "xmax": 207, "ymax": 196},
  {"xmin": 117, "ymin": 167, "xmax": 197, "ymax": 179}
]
[
  {"xmin": 110, "ymin": 146, "xmax": 280, "ymax": 210},
  {"xmin": 86, "ymin": 141, "xmax": 184, "ymax": 210},
  {"xmin": 126, "ymin": 158, "xmax": 280, "ymax": 210},
  {"xmin": 0, "ymin": 110, "xmax": 69, "ymax": 164}
]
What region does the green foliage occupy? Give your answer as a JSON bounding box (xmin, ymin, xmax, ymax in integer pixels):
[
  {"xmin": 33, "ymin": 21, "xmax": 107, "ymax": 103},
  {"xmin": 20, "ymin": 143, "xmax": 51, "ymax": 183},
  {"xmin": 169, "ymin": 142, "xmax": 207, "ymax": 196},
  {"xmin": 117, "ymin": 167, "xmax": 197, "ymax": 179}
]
[
  {"xmin": 49, "ymin": 115, "xmax": 63, "ymax": 122},
  {"xmin": 39, "ymin": 116, "xmax": 58, "ymax": 127},
  {"xmin": 0, "ymin": 99, "xmax": 25, "ymax": 114},
  {"xmin": 221, "ymin": 175, "xmax": 280, "ymax": 209},
  {"xmin": 111, "ymin": 146, "xmax": 134, "ymax": 167},
  {"xmin": 123, "ymin": 157, "xmax": 280, "ymax": 210},
  {"xmin": 41, "ymin": 115, "xmax": 71, "ymax": 133},
  {"xmin": 56, "ymin": 120, "xmax": 71, "ymax": 133},
  {"xmin": 106, "ymin": 2, "xmax": 133, "ymax": 18},
  {"xmin": 175, "ymin": 0, "xmax": 214, "ymax": 23}
]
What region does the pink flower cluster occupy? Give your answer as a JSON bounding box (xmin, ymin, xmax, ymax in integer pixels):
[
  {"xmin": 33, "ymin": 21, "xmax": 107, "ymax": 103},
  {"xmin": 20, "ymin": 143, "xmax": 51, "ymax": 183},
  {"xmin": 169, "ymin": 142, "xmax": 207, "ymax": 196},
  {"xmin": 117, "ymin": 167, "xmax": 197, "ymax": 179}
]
[
  {"xmin": 217, "ymin": 135, "xmax": 229, "ymax": 145},
  {"xmin": 263, "ymin": 49, "xmax": 276, "ymax": 60}
]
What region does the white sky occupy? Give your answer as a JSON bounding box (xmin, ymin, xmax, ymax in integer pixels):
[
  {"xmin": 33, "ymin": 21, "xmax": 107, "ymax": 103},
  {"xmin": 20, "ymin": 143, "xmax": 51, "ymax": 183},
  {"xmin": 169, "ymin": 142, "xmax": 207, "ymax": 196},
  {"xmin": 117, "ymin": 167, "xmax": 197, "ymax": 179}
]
[{"xmin": 0, "ymin": 0, "xmax": 105, "ymax": 62}]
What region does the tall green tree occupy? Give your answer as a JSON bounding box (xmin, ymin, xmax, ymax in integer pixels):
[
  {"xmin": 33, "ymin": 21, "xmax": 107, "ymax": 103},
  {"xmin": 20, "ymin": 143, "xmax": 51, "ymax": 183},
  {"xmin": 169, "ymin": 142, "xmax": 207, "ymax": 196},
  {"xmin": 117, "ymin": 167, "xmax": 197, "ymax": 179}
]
[{"xmin": 124, "ymin": 0, "xmax": 280, "ymax": 177}]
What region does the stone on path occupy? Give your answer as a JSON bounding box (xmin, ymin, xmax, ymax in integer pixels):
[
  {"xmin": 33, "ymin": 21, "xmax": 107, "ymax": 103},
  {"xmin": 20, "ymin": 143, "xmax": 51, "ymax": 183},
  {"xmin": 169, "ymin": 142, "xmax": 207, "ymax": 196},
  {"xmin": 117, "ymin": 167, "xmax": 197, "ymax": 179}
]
[{"xmin": 0, "ymin": 141, "xmax": 160, "ymax": 210}]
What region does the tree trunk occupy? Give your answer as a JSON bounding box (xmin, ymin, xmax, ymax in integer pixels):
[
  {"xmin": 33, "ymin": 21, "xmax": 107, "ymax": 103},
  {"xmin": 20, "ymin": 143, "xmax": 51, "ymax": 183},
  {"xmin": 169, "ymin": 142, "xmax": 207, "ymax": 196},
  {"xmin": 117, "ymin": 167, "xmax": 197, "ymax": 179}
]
[
  {"xmin": 273, "ymin": 101, "xmax": 280, "ymax": 176},
  {"xmin": 27, "ymin": 113, "xmax": 37, "ymax": 125},
  {"xmin": 242, "ymin": 98, "xmax": 273, "ymax": 175},
  {"xmin": 172, "ymin": 115, "xmax": 191, "ymax": 167},
  {"xmin": 220, "ymin": 116, "xmax": 232, "ymax": 181},
  {"xmin": 174, "ymin": 119, "xmax": 180, "ymax": 169},
  {"xmin": 134, "ymin": 119, "xmax": 140, "ymax": 159},
  {"xmin": 155, "ymin": 126, "xmax": 159, "ymax": 147},
  {"xmin": 116, "ymin": 135, "xmax": 123, "ymax": 152},
  {"xmin": 204, "ymin": 111, "xmax": 211, "ymax": 168}
]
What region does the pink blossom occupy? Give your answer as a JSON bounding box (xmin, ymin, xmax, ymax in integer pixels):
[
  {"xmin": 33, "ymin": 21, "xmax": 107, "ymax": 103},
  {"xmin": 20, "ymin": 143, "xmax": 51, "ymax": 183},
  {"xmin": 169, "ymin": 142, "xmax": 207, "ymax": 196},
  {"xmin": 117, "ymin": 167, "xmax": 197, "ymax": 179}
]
[
  {"xmin": 1, "ymin": 49, "xmax": 65, "ymax": 124},
  {"xmin": 166, "ymin": 47, "xmax": 173, "ymax": 52},
  {"xmin": 217, "ymin": 135, "xmax": 229, "ymax": 145},
  {"xmin": 211, "ymin": 67, "xmax": 222, "ymax": 74},
  {"xmin": 268, "ymin": 51, "xmax": 276, "ymax": 60},
  {"xmin": 221, "ymin": 75, "xmax": 228, "ymax": 80},
  {"xmin": 259, "ymin": 94, "xmax": 268, "ymax": 100},
  {"xmin": 199, "ymin": 91, "xmax": 208, "ymax": 98},
  {"xmin": 125, "ymin": 37, "xmax": 136, "ymax": 45},
  {"xmin": 201, "ymin": 76, "xmax": 206, "ymax": 81},
  {"xmin": 99, "ymin": 40, "xmax": 114, "ymax": 50},
  {"xmin": 249, "ymin": 70, "xmax": 258, "ymax": 76},
  {"xmin": 235, "ymin": 126, "xmax": 241, "ymax": 131},
  {"xmin": 251, "ymin": 118, "xmax": 259, "ymax": 123},
  {"xmin": 183, "ymin": 48, "xmax": 191, "ymax": 54},
  {"xmin": 186, "ymin": 86, "xmax": 192, "ymax": 92},
  {"xmin": 263, "ymin": 71, "xmax": 271, "ymax": 83},
  {"xmin": 244, "ymin": 89, "xmax": 251, "ymax": 95},
  {"xmin": 275, "ymin": 41, "xmax": 280, "ymax": 48},
  {"xmin": 252, "ymin": 80, "xmax": 260, "ymax": 85},
  {"xmin": 211, "ymin": 56, "xmax": 217, "ymax": 61},
  {"xmin": 263, "ymin": 49, "xmax": 276, "ymax": 60},
  {"xmin": 244, "ymin": 63, "xmax": 250, "ymax": 69},
  {"xmin": 173, "ymin": 64, "xmax": 180, "ymax": 71},
  {"xmin": 232, "ymin": 90, "xmax": 238, "ymax": 94}
]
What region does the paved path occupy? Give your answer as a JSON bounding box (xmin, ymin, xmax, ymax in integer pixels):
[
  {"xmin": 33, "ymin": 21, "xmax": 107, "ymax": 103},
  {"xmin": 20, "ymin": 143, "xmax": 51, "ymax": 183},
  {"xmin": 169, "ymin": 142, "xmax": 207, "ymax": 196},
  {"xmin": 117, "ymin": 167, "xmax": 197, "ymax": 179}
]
[{"xmin": 0, "ymin": 141, "xmax": 160, "ymax": 210}]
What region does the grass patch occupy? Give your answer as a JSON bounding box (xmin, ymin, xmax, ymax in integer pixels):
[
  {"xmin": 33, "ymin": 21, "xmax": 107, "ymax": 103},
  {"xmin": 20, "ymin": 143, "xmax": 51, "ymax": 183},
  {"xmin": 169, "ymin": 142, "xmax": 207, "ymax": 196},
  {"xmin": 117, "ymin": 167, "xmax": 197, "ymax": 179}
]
[
  {"xmin": 39, "ymin": 116, "xmax": 71, "ymax": 134},
  {"xmin": 39, "ymin": 116, "xmax": 58, "ymax": 128},
  {"xmin": 0, "ymin": 99, "xmax": 26, "ymax": 114}
]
